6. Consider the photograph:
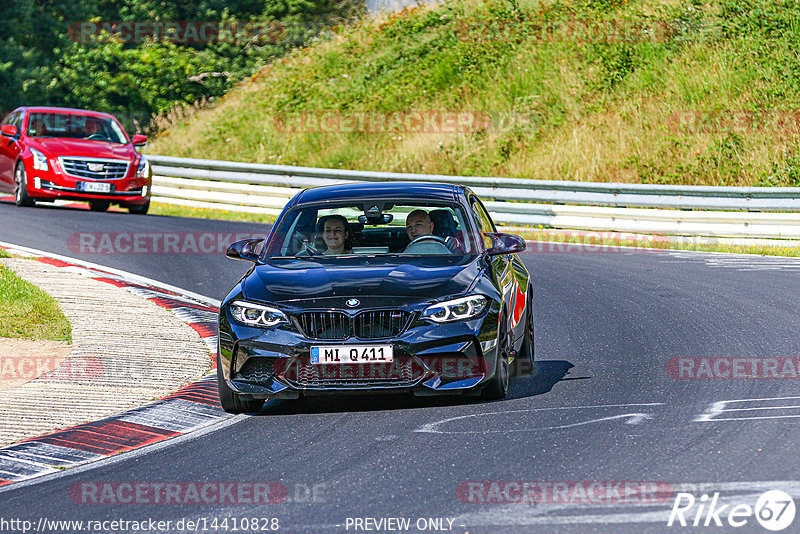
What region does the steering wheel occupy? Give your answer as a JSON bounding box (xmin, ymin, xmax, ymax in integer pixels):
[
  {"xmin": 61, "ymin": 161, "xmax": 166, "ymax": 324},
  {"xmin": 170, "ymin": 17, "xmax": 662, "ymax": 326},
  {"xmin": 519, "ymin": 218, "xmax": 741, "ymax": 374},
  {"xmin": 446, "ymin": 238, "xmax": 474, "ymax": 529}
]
[
  {"xmin": 404, "ymin": 235, "xmax": 451, "ymax": 254},
  {"xmin": 295, "ymin": 239, "xmax": 320, "ymax": 256},
  {"xmin": 87, "ymin": 134, "xmax": 106, "ymax": 140},
  {"xmin": 409, "ymin": 235, "xmax": 448, "ymax": 246}
]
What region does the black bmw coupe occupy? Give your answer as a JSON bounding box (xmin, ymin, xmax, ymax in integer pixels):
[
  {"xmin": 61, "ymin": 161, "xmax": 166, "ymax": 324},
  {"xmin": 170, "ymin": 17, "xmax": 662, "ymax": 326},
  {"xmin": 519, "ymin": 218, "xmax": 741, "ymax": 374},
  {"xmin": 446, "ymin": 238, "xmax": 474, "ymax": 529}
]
[{"xmin": 217, "ymin": 182, "xmax": 534, "ymax": 413}]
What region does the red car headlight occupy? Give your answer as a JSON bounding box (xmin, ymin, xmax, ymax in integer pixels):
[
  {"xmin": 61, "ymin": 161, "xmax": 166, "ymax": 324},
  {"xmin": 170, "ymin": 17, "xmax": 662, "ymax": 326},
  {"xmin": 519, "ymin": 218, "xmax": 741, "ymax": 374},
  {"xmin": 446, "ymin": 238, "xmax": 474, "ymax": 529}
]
[
  {"xmin": 30, "ymin": 148, "xmax": 49, "ymax": 172},
  {"xmin": 135, "ymin": 157, "xmax": 151, "ymax": 178}
]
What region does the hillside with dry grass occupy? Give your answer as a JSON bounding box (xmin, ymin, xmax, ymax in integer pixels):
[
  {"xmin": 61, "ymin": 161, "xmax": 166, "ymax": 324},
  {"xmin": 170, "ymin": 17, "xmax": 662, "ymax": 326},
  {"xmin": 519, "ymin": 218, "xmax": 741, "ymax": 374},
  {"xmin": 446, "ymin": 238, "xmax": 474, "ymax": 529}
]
[{"xmin": 147, "ymin": 0, "xmax": 800, "ymax": 186}]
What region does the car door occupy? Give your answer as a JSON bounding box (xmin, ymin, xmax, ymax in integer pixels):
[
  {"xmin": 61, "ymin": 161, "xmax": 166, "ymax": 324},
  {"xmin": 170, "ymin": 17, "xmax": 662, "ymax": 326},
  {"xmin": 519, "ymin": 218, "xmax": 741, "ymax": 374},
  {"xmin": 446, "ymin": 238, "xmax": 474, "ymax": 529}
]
[
  {"xmin": 470, "ymin": 196, "xmax": 528, "ymax": 345},
  {"xmin": 0, "ymin": 111, "xmax": 22, "ymax": 191}
]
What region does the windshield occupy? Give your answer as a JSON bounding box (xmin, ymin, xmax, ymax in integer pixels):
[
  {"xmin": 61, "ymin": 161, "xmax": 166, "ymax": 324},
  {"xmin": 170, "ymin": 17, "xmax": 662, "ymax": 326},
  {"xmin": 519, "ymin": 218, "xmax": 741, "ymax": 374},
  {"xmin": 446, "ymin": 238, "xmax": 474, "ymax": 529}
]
[
  {"xmin": 265, "ymin": 201, "xmax": 476, "ymax": 258},
  {"xmin": 26, "ymin": 112, "xmax": 128, "ymax": 144}
]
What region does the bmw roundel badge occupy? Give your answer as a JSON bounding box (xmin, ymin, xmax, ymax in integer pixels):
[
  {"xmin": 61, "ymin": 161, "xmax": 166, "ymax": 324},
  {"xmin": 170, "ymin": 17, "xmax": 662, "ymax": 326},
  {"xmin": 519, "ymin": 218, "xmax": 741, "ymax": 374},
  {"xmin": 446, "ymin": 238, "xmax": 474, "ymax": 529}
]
[{"xmin": 346, "ymin": 299, "xmax": 360, "ymax": 308}]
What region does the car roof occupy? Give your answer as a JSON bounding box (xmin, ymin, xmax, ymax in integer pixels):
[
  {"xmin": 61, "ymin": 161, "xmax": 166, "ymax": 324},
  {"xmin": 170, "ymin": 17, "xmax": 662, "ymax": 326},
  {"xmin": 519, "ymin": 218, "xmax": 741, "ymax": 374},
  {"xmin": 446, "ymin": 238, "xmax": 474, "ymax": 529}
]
[
  {"xmin": 291, "ymin": 182, "xmax": 465, "ymax": 206},
  {"xmin": 16, "ymin": 106, "xmax": 115, "ymax": 119}
]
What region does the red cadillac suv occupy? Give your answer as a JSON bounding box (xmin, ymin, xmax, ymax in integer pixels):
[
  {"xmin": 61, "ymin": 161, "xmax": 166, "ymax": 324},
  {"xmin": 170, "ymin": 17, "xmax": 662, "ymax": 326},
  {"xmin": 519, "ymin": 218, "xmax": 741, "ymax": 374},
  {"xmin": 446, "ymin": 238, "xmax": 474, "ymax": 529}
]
[{"xmin": 0, "ymin": 106, "xmax": 152, "ymax": 214}]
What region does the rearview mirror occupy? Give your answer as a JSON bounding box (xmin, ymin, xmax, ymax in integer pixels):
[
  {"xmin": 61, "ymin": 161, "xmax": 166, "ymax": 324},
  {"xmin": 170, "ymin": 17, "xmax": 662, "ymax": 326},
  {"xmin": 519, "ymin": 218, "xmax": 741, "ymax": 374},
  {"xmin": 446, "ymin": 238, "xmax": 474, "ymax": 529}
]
[
  {"xmin": 483, "ymin": 232, "xmax": 526, "ymax": 256},
  {"xmin": 226, "ymin": 238, "xmax": 265, "ymax": 262},
  {"xmin": 358, "ymin": 213, "xmax": 393, "ymax": 225},
  {"xmin": 131, "ymin": 134, "xmax": 147, "ymax": 147},
  {"xmin": 1, "ymin": 124, "xmax": 18, "ymax": 138}
]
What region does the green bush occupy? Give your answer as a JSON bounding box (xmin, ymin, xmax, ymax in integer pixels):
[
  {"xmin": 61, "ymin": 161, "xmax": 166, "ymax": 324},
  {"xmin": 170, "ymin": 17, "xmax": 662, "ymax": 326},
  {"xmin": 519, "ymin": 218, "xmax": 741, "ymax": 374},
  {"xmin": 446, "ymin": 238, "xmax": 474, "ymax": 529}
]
[{"xmin": 0, "ymin": 0, "xmax": 363, "ymax": 131}]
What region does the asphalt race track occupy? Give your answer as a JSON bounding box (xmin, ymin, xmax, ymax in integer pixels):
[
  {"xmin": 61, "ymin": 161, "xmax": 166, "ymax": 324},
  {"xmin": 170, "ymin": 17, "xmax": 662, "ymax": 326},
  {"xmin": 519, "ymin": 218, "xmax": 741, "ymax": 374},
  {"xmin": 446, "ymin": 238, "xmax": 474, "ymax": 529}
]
[{"xmin": 1, "ymin": 200, "xmax": 800, "ymax": 533}]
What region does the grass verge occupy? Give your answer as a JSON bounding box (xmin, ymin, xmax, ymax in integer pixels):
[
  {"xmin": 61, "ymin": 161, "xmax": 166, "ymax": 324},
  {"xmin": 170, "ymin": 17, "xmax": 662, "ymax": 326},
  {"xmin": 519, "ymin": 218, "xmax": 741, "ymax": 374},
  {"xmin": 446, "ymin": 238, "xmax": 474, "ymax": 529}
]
[{"xmin": 0, "ymin": 263, "xmax": 72, "ymax": 342}]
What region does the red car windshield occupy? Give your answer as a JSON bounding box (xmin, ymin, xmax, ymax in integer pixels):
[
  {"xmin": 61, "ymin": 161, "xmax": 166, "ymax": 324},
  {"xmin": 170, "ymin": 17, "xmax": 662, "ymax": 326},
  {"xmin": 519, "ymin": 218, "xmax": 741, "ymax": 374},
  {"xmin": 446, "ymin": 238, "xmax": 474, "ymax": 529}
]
[{"xmin": 26, "ymin": 113, "xmax": 128, "ymax": 144}]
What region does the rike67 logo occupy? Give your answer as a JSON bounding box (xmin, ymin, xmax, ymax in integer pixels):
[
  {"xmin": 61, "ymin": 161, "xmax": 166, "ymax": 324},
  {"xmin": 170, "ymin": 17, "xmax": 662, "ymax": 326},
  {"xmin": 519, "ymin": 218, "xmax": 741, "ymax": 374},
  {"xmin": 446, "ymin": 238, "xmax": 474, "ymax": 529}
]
[{"xmin": 668, "ymin": 490, "xmax": 796, "ymax": 531}]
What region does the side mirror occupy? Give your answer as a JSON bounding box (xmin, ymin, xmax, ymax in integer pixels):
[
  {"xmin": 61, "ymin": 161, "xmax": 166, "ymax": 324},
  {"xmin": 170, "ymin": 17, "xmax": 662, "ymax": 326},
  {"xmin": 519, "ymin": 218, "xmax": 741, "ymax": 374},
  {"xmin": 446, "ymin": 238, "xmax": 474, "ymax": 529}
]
[
  {"xmin": 484, "ymin": 232, "xmax": 526, "ymax": 256},
  {"xmin": 1, "ymin": 124, "xmax": 18, "ymax": 138},
  {"xmin": 226, "ymin": 238, "xmax": 265, "ymax": 262},
  {"xmin": 131, "ymin": 134, "xmax": 147, "ymax": 147}
]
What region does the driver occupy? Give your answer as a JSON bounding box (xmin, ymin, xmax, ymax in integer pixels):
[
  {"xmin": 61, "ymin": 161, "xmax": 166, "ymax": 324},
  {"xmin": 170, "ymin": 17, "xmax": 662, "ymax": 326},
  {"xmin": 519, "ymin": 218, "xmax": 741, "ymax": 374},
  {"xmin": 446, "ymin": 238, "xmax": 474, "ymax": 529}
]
[
  {"xmin": 405, "ymin": 209, "xmax": 463, "ymax": 253},
  {"xmin": 85, "ymin": 119, "xmax": 102, "ymax": 138},
  {"xmin": 405, "ymin": 209, "xmax": 434, "ymax": 241}
]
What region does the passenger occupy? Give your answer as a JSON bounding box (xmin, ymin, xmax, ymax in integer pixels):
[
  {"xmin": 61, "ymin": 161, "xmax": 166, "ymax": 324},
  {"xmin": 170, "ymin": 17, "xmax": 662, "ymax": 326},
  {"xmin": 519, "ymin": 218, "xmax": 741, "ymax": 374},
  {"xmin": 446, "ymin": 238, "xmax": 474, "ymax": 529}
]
[
  {"xmin": 405, "ymin": 209, "xmax": 434, "ymax": 241},
  {"xmin": 321, "ymin": 215, "xmax": 352, "ymax": 255},
  {"xmin": 28, "ymin": 117, "xmax": 46, "ymax": 137}
]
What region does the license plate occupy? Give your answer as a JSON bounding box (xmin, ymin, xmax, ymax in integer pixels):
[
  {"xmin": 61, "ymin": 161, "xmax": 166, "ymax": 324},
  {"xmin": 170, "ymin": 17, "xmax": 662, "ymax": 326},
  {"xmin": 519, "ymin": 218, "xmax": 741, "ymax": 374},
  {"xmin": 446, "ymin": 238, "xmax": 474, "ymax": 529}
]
[
  {"xmin": 82, "ymin": 182, "xmax": 111, "ymax": 193},
  {"xmin": 311, "ymin": 345, "xmax": 393, "ymax": 364}
]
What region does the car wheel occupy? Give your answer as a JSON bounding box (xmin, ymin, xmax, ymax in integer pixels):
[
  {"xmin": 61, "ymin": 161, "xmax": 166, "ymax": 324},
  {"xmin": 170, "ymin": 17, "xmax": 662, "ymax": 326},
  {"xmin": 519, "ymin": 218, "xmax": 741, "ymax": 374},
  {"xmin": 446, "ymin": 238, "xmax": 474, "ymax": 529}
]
[
  {"xmin": 128, "ymin": 200, "xmax": 150, "ymax": 215},
  {"xmin": 482, "ymin": 311, "xmax": 511, "ymax": 400},
  {"xmin": 512, "ymin": 284, "xmax": 535, "ymax": 377},
  {"xmin": 89, "ymin": 200, "xmax": 110, "ymax": 212},
  {"xmin": 13, "ymin": 162, "xmax": 34, "ymax": 207},
  {"xmin": 217, "ymin": 354, "xmax": 265, "ymax": 414}
]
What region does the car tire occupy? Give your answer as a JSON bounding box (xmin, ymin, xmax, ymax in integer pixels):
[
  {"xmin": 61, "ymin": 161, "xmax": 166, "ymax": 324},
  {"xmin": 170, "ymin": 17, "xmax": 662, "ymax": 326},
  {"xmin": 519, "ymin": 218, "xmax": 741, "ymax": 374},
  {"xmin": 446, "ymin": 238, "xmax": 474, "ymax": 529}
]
[
  {"xmin": 512, "ymin": 284, "xmax": 535, "ymax": 377},
  {"xmin": 14, "ymin": 162, "xmax": 34, "ymax": 207},
  {"xmin": 89, "ymin": 200, "xmax": 110, "ymax": 212},
  {"xmin": 481, "ymin": 311, "xmax": 511, "ymax": 400},
  {"xmin": 217, "ymin": 354, "xmax": 265, "ymax": 414},
  {"xmin": 128, "ymin": 200, "xmax": 150, "ymax": 215}
]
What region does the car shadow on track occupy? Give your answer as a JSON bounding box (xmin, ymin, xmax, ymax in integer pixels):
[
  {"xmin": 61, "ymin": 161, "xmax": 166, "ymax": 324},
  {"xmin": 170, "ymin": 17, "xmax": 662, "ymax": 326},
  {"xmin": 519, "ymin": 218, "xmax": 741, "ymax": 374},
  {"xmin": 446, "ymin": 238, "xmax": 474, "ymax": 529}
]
[
  {"xmin": 507, "ymin": 360, "xmax": 576, "ymax": 400},
  {"xmin": 252, "ymin": 360, "xmax": 576, "ymax": 416}
]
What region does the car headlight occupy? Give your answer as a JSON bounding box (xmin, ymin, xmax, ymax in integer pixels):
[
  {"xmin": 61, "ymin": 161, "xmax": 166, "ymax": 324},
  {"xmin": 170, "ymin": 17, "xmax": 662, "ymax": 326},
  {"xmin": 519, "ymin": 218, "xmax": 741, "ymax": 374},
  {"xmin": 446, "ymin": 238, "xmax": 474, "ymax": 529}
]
[
  {"xmin": 229, "ymin": 300, "xmax": 288, "ymax": 327},
  {"xmin": 421, "ymin": 295, "xmax": 488, "ymax": 323},
  {"xmin": 30, "ymin": 148, "xmax": 48, "ymax": 172},
  {"xmin": 135, "ymin": 157, "xmax": 150, "ymax": 178}
]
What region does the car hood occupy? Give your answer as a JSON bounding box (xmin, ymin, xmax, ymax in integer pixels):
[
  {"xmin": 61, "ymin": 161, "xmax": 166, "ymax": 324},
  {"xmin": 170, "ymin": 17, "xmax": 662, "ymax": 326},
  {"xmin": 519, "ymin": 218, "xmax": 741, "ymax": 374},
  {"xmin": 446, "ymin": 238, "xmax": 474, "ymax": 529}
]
[
  {"xmin": 30, "ymin": 138, "xmax": 135, "ymax": 160},
  {"xmin": 242, "ymin": 255, "xmax": 482, "ymax": 305}
]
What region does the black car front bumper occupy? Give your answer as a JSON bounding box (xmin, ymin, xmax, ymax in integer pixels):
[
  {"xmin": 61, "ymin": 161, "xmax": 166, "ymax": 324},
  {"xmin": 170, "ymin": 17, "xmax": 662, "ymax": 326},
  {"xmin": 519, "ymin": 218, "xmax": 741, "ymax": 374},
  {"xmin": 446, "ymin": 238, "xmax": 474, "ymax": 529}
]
[{"xmin": 218, "ymin": 306, "xmax": 501, "ymax": 399}]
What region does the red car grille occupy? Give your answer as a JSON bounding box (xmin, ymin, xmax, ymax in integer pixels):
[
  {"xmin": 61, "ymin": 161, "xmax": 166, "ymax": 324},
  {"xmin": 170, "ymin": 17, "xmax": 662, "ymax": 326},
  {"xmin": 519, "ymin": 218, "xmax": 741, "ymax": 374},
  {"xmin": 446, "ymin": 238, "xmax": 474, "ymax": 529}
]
[{"xmin": 60, "ymin": 157, "xmax": 129, "ymax": 180}]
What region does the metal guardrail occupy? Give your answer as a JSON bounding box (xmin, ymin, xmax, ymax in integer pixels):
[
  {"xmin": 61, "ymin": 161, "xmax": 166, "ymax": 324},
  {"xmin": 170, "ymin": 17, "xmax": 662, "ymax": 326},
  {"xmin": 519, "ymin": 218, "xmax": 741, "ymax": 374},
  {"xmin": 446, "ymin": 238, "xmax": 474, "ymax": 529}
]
[{"xmin": 146, "ymin": 155, "xmax": 800, "ymax": 240}]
